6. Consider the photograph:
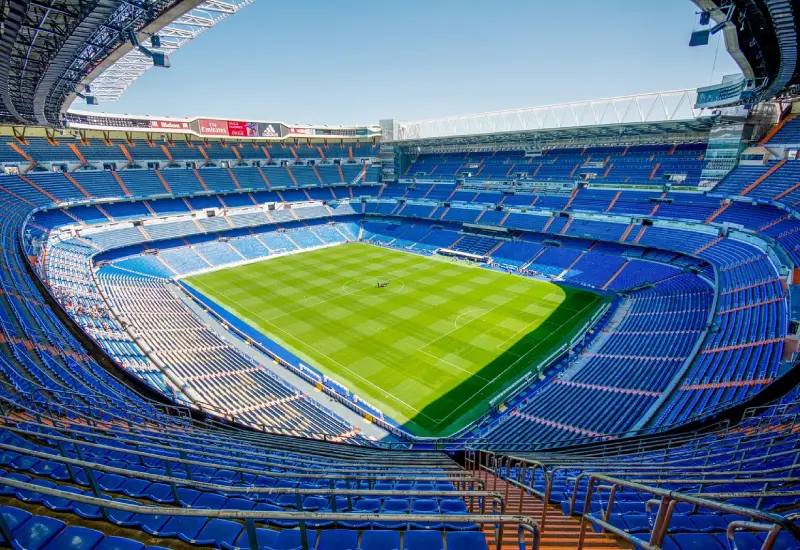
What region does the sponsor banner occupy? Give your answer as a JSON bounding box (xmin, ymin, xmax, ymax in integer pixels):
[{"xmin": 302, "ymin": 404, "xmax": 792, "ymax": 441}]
[
  {"xmin": 257, "ymin": 122, "xmax": 283, "ymax": 138},
  {"xmin": 308, "ymin": 127, "xmax": 375, "ymax": 137},
  {"xmin": 290, "ymin": 127, "xmax": 314, "ymax": 136},
  {"xmin": 227, "ymin": 120, "xmax": 259, "ymax": 137},
  {"xmin": 149, "ymin": 119, "xmax": 191, "ymax": 131},
  {"xmin": 198, "ymin": 118, "xmax": 229, "ymax": 136}
]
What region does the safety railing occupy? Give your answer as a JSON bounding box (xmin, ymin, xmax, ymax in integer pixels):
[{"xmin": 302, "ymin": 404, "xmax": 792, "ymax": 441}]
[
  {"xmin": 467, "ymin": 421, "xmax": 800, "ymax": 532},
  {"xmin": 0, "ymin": 477, "xmax": 541, "ymax": 550},
  {"xmin": 2, "ymin": 416, "xmax": 460, "ymax": 473},
  {"xmin": 478, "ymin": 397, "xmax": 800, "ymax": 463},
  {"xmin": 0, "ymin": 371, "xmax": 191, "ymax": 433},
  {"xmin": 574, "ymin": 474, "xmax": 800, "ymax": 550},
  {"xmin": 564, "ymin": 470, "xmax": 800, "ymax": 516},
  {"xmin": 0, "ymin": 434, "xmax": 479, "ymax": 493}
]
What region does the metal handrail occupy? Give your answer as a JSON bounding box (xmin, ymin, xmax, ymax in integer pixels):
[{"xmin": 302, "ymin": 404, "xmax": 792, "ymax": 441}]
[
  {"xmin": 499, "ymin": 411, "xmax": 798, "ymax": 466},
  {"xmin": 0, "ymin": 397, "xmax": 455, "ymax": 468},
  {"xmin": 1, "ymin": 422, "xmax": 463, "ymax": 477},
  {"xmin": 472, "ymin": 426, "xmax": 800, "ymax": 530},
  {"xmin": 0, "ymin": 439, "xmax": 501, "ymax": 514},
  {"xmin": 0, "ymin": 476, "xmax": 541, "ymax": 550},
  {"xmin": 510, "ymin": 446, "xmax": 800, "ymax": 484},
  {"xmin": 0, "ymin": 381, "xmax": 190, "ymax": 436},
  {"xmin": 6, "ymin": 416, "xmax": 462, "ymax": 472},
  {"xmin": 574, "ymin": 474, "xmax": 800, "ymax": 550},
  {"xmin": 0, "ymin": 439, "xmax": 480, "ymax": 490},
  {"xmin": 0, "ymin": 377, "xmax": 184, "ymax": 432},
  {"xmin": 195, "ymin": 416, "xmax": 458, "ymax": 463}
]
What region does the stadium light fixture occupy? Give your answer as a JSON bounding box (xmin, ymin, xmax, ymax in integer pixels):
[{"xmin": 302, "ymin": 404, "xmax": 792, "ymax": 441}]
[
  {"xmin": 74, "ymin": 84, "xmax": 96, "ymax": 105},
  {"xmin": 689, "ymin": 5, "xmax": 734, "ymax": 47},
  {"xmin": 709, "ymin": 21, "xmax": 728, "ymax": 36},
  {"xmin": 689, "ymin": 29, "xmax": 710, "ymax": 47},
  {"xmin": 125, "ymin": 28, "xmax": 171, "ymax": 68},
  {"xmin": 74, "ymin": 92, "xmax": 97, "ymax": 105}
]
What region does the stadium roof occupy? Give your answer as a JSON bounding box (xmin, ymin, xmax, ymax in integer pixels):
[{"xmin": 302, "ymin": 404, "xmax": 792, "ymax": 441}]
[
  {"xmin": 78, "ymin": 0, "xmax": 252, "ymax": 104},
  {"xmin": 0, "ymin": 0, "xmax": 250, "ymax": 128},
  {"xmin": 388, "ymin": 90, "xmax": 728, "ymax": 147},
  {"xmin": 692, "ymin": 0, "xmax": 800, "ymax": 103}
]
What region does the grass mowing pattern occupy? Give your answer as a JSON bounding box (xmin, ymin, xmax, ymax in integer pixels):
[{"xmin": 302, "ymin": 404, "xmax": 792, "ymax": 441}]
[{"xmin": 187, "ymin": 242, "xmax": 605, "ymax": 437}]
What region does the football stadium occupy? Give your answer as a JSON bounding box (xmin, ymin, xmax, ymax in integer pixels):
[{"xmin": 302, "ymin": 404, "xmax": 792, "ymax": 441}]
[{"xmin": 1, "ymin": 0, "xmax": 800, "ymax": 548}]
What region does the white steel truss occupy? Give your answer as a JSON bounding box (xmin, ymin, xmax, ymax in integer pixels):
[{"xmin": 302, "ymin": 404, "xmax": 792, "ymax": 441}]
[
  {"xmin": 395, "ymin": 89, "xmax": 708, "ymax": 141},
  {"xmin": 89, "ymin": 0, "xmax": 253, "ymax": 102}
]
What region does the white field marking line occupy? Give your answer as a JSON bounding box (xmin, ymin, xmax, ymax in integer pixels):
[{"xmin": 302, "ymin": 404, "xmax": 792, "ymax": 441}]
[
  {"xmin": 417, "ymin": 296, "xmax": 517, "ymax": 355},
  {"xmin": 416, "ymin": 348, "xmax": 492, "ymax": 382},
  {"xmin": 496, "ymin": 316, "xmax": 544, "ymax": 352},
  {"xmin": 256, "ymin": 247, "xmax": 421, "ymax": 323},
  {"xmin": 496, "ymin": 293, "xmax": 602, "ymax": 351},
  {"xmin": 453, "ymin": 308, "xmax": 488, "ymax": 330},
  {"xmin": 191, "ymin": 279, "xmax": 438, "ymax": 422},
  {"xmin": 435, "ymin": 295, "xmax": 603, "ymax": 426},
  {"xmin": 494, "ymin": 300, "xmax": 562, "ymax": 351},
  {"xmin": 207, "ymin": 243, "xmax": 355, "ymax": 289},
  {"xmin": 186, "ymin": 240, "xmax": 362, "ymax": 280},
  {"xmin": 264, "ymin": 275, "xmax": 394, "ymax": 324}
]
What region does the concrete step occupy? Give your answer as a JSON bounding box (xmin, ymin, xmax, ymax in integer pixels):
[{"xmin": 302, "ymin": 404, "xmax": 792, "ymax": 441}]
[{"xmin": 475, "ymin": 470, "xmax": 626, "ymax": 550}]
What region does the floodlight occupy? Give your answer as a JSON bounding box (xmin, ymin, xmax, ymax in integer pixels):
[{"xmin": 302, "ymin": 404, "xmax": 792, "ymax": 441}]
[{"xmin": 689, "ymin": 29, "xmax": 710, "ymax": 47}]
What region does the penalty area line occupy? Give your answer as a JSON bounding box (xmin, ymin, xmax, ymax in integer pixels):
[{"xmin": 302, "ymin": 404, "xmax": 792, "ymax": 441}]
[
  {"xmin": 434, "ymin": 296, "xmax": 603, "ymax": 427},
  {"xmin": 190, "ymin": 280, "xmax": 439, "ymax": 424}
]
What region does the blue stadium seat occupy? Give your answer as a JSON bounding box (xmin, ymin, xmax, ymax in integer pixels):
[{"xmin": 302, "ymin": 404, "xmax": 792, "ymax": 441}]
[
  {"xmin": 360, "ymin": 530, "xmax": 401, "ymax": 550},
  {"xmin": 41, "ymin": 527, "xmax": 104, "ymax": 550}
]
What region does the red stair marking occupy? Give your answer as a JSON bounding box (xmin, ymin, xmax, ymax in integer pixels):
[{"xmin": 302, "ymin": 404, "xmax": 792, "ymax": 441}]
[
  {"xmin": 740, "ymin": 159, "xmax": 787, "ymax": 196},
  {"xmin": 18, "ymin": 174, "xmax": 58, "ymax": 202},
  {"xmin": 154, "ymin": 170, "xmax": 172, "ymax": 193},
  {"xmin": 192, "ymin": 168, "xmax": 209, "ymax": 191},
  {"xmin": 702, "ymin": 338, "xmax": 783, "ymax": 354},
  {"xmin": 160, "ymin": 144, "xmax": 174, "ymax": 162},
  {"xmin": 693, "ymin": 236, "xmax": 723, "ymax": 255},
  {"xmin": 111, "ymin": 171, "xmax": 132, "ymax": 197},
  {"xmin": 311, "ymin": 165, "xmax": 323, "ymax": 184},
  {"xmin": 759, "ymin": 114, "xmax": 796, "ymax": 146},
  {"xmin": 605, "ymin": 191, "xmax": 621, "ymax": 212},
  {"xmin": 602, "ymin": 261, "xmax": 629, "ymax": 290},
  {"xmin": 284, "ymin": 165, "xmax": 298, "ymax": 186},
  {"xmin": 226, "ymin": 166, "xmax": 241, "ymax": 189},
  {"xmin": 62, "ymin": 172, "xmax": 91, "ymax": 198}
]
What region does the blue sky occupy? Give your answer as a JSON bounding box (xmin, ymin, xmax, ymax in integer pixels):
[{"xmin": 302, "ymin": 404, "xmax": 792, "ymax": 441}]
[{"xmin": 83, "ymin": 0, "xmax": 740, "ymax": 125}]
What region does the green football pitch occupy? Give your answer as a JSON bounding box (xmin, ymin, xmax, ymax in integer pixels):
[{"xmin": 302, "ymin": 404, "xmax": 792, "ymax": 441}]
[{"xmin": 186, "ymin": 242, "xmax": 605, "ymax": 437}]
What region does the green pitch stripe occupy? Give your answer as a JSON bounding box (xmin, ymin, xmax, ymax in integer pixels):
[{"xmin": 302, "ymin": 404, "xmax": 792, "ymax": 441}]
[{"xmin": 187, "ymin": 242, "xmax": 605, "ymax": 437}]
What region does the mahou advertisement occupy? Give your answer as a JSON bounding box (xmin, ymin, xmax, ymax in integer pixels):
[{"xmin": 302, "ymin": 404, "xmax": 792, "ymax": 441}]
[{"xmin": 149, "ymin": 119, "xmax": 190, "ymax": 131}]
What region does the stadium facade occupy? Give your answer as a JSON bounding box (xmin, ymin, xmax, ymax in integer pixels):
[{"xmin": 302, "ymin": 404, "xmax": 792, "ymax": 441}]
[{"xmin": 0, "ymin": 0, "xmax": 798, "ymax": 549}]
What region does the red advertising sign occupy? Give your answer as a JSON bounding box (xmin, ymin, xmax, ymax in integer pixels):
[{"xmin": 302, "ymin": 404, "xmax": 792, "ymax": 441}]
[
  {"xmin": 227, "ymin": 120, "xmax": 258, "ymax": 137},
  {"xmin": 290, "ymin": 127, "xmax": 314, "ymax": 136},
  {"xmin": 149, "ymin": 119, "xmax": 190, "ymax": 131},
  {"xmin": 198, "ymin": 119, "xmax": 229, "ymax": 136}
]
